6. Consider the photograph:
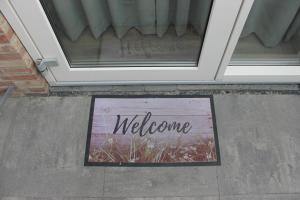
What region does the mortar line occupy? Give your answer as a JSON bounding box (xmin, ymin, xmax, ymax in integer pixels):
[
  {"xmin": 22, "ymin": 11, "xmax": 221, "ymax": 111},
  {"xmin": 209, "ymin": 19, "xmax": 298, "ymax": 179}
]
[
  {"xmin": 102, "ymin": 167, "xmax": 106, "ymax": 196},
  {"xmin": 216, "ymin": 166, "xmax": 221, "ymax": 200}
]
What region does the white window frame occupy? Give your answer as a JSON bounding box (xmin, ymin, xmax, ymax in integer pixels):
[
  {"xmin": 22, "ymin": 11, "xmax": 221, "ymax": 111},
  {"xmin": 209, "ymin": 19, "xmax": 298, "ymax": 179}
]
[{"xmin": 216, "ymin": 0, "xmax": 300, "ymax": 83}]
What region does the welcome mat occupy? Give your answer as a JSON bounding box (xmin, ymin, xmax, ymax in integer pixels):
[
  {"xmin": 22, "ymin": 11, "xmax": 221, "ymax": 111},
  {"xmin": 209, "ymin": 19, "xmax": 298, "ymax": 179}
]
[{"xmin": 85, "ymin": 95, "xmax": 220, "ymax": 166}]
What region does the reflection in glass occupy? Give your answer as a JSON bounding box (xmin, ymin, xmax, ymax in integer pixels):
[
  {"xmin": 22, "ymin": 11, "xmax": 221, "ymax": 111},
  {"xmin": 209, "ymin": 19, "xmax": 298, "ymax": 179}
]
[
  {"xmin": 40, "ymin": 0, "xmax": 213, "ymax": 67},
  {"xmin": 232, "ymin": 0, "xmax": 300, "ymax": 65}
]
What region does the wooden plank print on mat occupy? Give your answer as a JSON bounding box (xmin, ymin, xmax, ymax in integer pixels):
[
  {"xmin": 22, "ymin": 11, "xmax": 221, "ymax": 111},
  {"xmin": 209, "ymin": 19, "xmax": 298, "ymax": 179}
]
[{"xmin": 85, "ymin": 96, "xmax": 220, "ymax": 166}]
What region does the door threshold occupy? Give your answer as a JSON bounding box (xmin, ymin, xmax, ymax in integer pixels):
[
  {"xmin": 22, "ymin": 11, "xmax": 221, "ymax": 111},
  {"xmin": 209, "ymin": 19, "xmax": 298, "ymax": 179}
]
[{"xmin": 49, "ymin": 84, "xmax": 300, "ymax": 96}]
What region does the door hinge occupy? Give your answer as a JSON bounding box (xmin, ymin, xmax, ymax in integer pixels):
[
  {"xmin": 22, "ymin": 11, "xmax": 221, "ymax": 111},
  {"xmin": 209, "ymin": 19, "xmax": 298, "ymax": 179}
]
[{"xmin": 36, "ymin": 58, "xmax": 58, "ymax": 73}]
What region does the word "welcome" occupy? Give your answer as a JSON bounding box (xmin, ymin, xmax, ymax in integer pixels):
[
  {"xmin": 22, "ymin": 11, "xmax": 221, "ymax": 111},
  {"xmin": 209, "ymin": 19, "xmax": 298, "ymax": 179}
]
[{"xmin": 113, "ymin": 112, "xmax": 192, "ymax": 136}]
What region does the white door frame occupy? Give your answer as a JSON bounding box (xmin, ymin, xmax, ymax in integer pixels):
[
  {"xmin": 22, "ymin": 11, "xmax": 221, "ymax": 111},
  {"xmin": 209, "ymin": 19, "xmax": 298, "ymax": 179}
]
[
  {"xmin": 4, "ymin": 0, "xmax": 243, "ymax": 85},
  {"xmin": 0, "ymin": 0, "xmax": 56, "ymax": 85},
  {"xmin": 216, "ymin": 0, "xmax": 300, "ymax": 83},
  {"xmin": 2, "ymin": 0, "xmax": 299, "ymax": 85}
]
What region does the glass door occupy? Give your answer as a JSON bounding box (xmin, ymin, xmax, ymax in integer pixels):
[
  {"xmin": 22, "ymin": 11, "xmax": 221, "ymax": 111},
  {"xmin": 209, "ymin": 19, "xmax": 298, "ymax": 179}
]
[
  {"xmin": 8, "ymin": 0, "xmax": 243, "ymax": 85},
  {"xmin": 218, "ymin": 0, "xmax": 300, "ymax": 82},
  {"xmin": 40, "ymin": 0, "xmax": 212, "ymax": 68}
]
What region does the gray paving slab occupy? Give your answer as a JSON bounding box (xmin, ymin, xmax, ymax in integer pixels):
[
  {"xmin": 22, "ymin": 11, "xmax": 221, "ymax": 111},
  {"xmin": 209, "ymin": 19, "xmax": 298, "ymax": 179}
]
[
  {"xmin": 214, "ymin": 95, "xmax": 300, "ymax": 196},
  {"xmin": 1, "ymin": 197, "xmax": 219, "ymax": 200},
  {"xmin": 0, "ymin": 98, "xmax": 20, "ymax": 157},
  {"xmin": 103, "ymin": 167, "xmax": 218, "ymax": 197},
  {"xmin": 221, "ymin": 193, "xmax": 300, "ymax": 200},
  {"xmin": 177, "ymin": 84, "xmax": 299, "ymax": 91},
  {"xmin": 0, "ymin": 97, "xmax": 105, "ymax": 198},
  {"xmin": 0, "ymin": 94, "xmax": 300, "ymax": 200},
  {"xmin": 0, "ymin": 167, "xmax": 104, "ymax": 197},
  {"xmin": 0, "ymin": 97, "xmax": 92, "ymax": 169}
]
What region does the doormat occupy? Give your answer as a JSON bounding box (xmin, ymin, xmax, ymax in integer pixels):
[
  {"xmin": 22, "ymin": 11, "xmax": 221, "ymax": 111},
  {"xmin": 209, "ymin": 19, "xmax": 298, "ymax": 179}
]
[{"xmin": 85, "ymin": 95, "xmax": 220, "ymax": 166}]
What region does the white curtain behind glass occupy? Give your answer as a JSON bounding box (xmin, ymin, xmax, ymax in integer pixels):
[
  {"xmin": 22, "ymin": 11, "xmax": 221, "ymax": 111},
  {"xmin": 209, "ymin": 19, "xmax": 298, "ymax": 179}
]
[
  {"xmin": 51, "ymin": 0, "xmax": 212, "ymax": 41},
  {"xmin": 241, "ymin": 0, "xmax": 300, "ymax": 47}
]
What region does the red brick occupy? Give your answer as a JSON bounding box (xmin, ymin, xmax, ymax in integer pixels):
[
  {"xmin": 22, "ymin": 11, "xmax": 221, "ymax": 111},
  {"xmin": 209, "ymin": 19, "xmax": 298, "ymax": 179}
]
[
  {"xmin": 0, "ymin": 84, "xmax": 11, "ymax": 90},
  {"xmin": 20, "ymin": 51, "xmax": 34, "ymax": 66},
  {"xmin": 0, "ymin": 28, "xmax": 14, "ymax": 43},
  {"xmin": 0, "ymin": 47, "xmax": 26, "ymax": 60},
  {"xmin": 0, "ymin": 19, "xmax": 10, "ymax": 32},
  {"xmin": 8, "ymin": 35, "xmax": 24, "ymax": 51},
  {"xmin": 0, "ymin": 80, "xmax": 12, "ymax": 86},
  {"xmin": 0, "ymin": 65, "xmax": 36, "ymax": 73},
  {"xmin": 0, "ymin": 14, "xmax": 6, "ymax": 25},
  {"xmin": 0, "ymin": 53, "xmax": 34, "ymax": 67},
  {"xmin": 0, "ymin": 37, "xmax": 24, "ymax": 53},
  {"xmin": 0, "ymin": 45, "xmax": 15, "ymax": 52},
  {"xmin": 28, "ymin": 86, "xmax": 48, "ymax": 94},
  {"xmin": 0, "ymin": 67, "xmax": 35, "ymax": 74},
  {"xmin": 0, "ymin": 13, "xmax": 49, "ymax": 96},
  {"xmin": 0, "ymin": 53, "xmax": 23, "ymax": 60},
  {"xmin": 14, "ymin": 79, "xmax": 45, "ymax": 89},
  {"xmin": 0, "ymin": 61, "xmax": 30, "ymax": 68},
  {"xmin": 2, "ymin": 74, "xmax": 38, "ymax": 81}
]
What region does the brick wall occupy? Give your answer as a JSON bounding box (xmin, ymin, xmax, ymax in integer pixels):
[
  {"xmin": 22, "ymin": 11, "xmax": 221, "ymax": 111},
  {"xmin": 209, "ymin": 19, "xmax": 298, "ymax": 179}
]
[{"xmin": 0, "ymin": 12, "xmax": 49, "ymax": 96}]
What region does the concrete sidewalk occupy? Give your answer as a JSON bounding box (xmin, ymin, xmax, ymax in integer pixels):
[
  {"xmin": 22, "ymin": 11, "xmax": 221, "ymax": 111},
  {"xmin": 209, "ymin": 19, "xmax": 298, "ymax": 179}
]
[{"xmin": 0, "ymin": 94, "xmax": 299, "ymax": 200}]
